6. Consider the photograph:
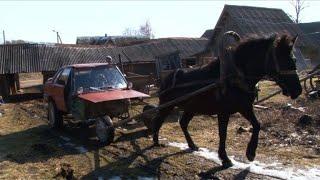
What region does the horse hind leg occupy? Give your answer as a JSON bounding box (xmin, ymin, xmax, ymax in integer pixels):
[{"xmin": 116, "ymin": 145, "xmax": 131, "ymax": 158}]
[
  {"xmin": 152, "ymin": 107, "xmax": 173, "ymax": 146},
  {"xmin": 179, "ymin": 112, "xmax": 198, "ymax": 151},
  {"xmin": 217, "ymin": 114, "xmax": 233, "ymax": 168},
  {"xmin": 239, "ymin": 107, "xmax": 261, "ymax": 161}
]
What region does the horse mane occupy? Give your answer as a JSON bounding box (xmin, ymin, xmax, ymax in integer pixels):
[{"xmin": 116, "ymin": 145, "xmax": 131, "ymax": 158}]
[{"xmin": 233, "ymin": 33, "xmax": 293, "ymax": 67}]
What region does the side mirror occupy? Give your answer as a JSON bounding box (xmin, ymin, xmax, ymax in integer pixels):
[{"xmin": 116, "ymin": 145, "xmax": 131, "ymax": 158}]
[{"xmin": 127, "ymin": 82, "xmax": 133, "ymax": 89}]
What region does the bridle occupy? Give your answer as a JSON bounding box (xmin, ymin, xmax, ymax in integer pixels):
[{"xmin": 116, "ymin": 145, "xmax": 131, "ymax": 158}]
[{"xmin": 264, "ymin": 42, "xmax": 297, "ymax": 79}]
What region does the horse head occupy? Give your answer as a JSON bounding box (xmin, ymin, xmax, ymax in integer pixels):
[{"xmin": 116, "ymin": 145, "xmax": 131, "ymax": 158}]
[{"xmin": 266, "ymin": 34, "xmax": 302, "ymax": 99}]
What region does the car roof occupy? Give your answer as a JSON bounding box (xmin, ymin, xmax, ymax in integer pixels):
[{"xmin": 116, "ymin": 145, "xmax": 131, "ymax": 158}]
[{"xmin": 66, "ymin": 63, "xmax": 111, "ymax": 69}]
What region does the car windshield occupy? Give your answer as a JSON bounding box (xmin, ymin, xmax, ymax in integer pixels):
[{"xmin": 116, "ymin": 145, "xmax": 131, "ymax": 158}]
[{"xmin": 74, "ymin": 65, "xmax": 127, "ymax": 93}]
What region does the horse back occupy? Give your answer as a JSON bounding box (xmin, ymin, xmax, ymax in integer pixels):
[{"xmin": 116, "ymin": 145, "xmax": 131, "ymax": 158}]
[{"xmin": 159, "ymin": 59, "xmax": 220, "ymax": 103}]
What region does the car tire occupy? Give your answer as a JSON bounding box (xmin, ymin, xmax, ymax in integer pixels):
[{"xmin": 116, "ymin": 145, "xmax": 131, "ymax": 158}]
[
  {"xmin": 48, "ymin": 100, "xmax": 63, "ymax": 129},
  {"xmin": 96, "ymin": 116, "xmax": 115, "ymax": 145}
]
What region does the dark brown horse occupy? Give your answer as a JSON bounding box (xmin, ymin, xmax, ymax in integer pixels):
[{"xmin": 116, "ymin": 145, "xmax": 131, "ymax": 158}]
[{"xmin": 152, "ymin": 33, "xmax": 302, "ymax": 168}]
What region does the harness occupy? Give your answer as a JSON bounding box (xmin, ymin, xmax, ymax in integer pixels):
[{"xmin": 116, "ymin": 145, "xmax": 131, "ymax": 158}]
[
  {"xmin": 159, "ymin": 39, "xmax": 297, "ymax": 97},
  {"xmin": 265, "ymin": 43, "xmax": 297, "ymax": 77}
]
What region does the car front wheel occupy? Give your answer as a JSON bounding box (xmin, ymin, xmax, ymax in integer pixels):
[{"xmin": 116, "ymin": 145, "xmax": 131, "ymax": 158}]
[{"xmin": 48, "ymin": 100, "xmax": 63, "ymax": 129}]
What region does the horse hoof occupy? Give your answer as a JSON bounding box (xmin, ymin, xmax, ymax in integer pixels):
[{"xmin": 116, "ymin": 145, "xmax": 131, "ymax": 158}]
[
  {"xmin": 222, "ymin": 159, "xmax": 233, "ymax": 168},
  {"xmin": 189, "ymin": 145, "xmax": 199, "ymax": 151},
  {"xmin": 153, "ymin": 142, "xmax": 165, "ymax": 147},
  {"xmin": 246, "ymin": 150, "xmax": 256, "ymax": 161}
]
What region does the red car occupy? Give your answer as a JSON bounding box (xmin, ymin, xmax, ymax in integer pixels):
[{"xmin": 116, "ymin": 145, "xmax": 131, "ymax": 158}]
[{"xmin": 43, "ymin": 63, "xmax": 149, "ymax": 144}]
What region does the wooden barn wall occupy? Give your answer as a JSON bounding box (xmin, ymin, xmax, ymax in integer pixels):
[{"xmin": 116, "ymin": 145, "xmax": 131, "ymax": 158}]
[{"xmin": 122, "ymin": 62, "xmax": 156, "ymax": 76}]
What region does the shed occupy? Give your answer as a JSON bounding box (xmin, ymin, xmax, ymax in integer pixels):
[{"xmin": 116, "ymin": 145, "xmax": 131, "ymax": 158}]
[{"xmin": 205, "ymin": 5, "xmax": 315, "ymax": 70}]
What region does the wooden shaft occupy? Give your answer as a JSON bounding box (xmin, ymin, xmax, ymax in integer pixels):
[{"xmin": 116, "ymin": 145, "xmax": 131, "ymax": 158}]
[
  {"xmin": 115, "ymin": 70, "xmax": 320, "ymax": 127},
  {"xmin": 113, "ymin": 82, "xmax": 220, "ymax": 127},
  {"xmin": 255, "ymin": 70, "xmax": 320, "ymax": 104}
]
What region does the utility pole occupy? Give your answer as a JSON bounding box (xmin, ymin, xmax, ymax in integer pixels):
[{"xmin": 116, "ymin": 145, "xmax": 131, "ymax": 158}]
[
  {"xmin": 52, "ymin": 29, "xmax": 62, "ymax": 44},
  {"xmin": 3, "ymin": 30, "xmax": 5, "ymax": 44}
]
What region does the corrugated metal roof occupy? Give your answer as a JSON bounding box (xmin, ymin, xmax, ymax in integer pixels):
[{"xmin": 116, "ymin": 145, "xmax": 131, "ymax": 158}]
[
  {"xmin": 0, "ymin": 38, "xmax": 208, "ymax": 74},
  {"xmin": 208, "ymin": 5, "xmax": 314, "ymax": 48},
  {"xmin": 201, "ymin": 29, "xmax": 214, "ymax": 39},
  {"xmin": 299, "ymin": 22, "xmax": 320, "ymax": 34},
  {"xmin": 301, "ymin": 32, "xmax": 320, "ymax": 48},
  {"xmin": 0, "ymin": 44, "xmax": 42, "ymax": 74}
]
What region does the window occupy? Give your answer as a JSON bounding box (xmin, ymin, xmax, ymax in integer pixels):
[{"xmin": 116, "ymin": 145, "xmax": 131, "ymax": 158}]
[{"xmin": 56, "ymin": 68, "xmax": 71, "ymax": 85}]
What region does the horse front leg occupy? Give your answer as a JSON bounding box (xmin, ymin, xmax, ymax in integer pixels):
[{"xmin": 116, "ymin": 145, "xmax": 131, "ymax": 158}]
[
  {"xmin": 217, "ymin": 114, "xmax": 233, "ymax": 168},
  {"xmin": 152, "ymin": 108, "xmax": 172, "ymax": 146},
  {"xmin": 179, "ymin": 112, "xmax": 198, "ymax": 151},
  {"xmin": 240, "ymin": 107, "xmax": 261, "ymax": 161}
]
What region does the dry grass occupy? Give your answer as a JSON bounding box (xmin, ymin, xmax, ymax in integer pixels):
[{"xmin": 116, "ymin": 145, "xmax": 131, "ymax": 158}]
[{"xmin": 0, "ymin": 80, "xmax": 319, "ymax": 179}]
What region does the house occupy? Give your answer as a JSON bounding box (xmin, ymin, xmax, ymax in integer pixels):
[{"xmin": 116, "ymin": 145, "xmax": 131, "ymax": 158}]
[{"xmin": 203, "ymin": 5, "xmax": 315, "ymax": 70}]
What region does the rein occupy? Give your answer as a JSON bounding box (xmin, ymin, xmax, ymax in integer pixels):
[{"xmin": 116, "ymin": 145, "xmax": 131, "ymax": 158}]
[
  {"xmin": 265, "ymin": 43, "xmax": 296, "ymax": 77},
  {"xmin": 158, "ymin": 79, "xmax": 217, "ymax": 96}
]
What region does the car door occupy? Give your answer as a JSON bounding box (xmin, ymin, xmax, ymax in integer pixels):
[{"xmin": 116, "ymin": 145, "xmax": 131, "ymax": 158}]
[{"xmin": 51, "ymin": 68, "xmax": 72, "ymax": 112}]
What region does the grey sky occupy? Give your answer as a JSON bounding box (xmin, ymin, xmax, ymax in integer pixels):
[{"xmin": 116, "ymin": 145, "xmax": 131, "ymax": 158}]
[{"xmin": 0, "ymin": 1, "xmax": 319, "ymax": 44}]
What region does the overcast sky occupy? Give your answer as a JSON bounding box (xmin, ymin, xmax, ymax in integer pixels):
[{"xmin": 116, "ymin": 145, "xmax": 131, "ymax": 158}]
[{"xmin": 0, "ymin": 0, "xmax": 319, "ymax": 44}]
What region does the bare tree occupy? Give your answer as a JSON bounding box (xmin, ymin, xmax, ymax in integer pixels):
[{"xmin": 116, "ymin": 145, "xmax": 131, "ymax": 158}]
[
  {"xmin": 122, "ymin": 20, "xmax": 155, "ymax": 38},
  {"xmin": 122, "ymin": 27, "xmax": 139, "ymax": 37},
  {"xmin": 139, "ymin": 20, "xmax": 154, "ymax": 39},
  {"xmin": 291, "ymin": 0, "xmax": 308, "ymax": 23}
]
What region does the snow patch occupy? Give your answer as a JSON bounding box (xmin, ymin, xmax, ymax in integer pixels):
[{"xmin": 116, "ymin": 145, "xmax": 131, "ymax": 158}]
[{"xmin": 168, "ymin": 142, "xmax": 320, "ymax": 179}]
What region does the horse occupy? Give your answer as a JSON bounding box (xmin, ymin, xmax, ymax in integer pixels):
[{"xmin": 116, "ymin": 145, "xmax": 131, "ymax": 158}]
[{"xmin": 152, "ymin": 33, "xmax": 302, "ymax": 168}]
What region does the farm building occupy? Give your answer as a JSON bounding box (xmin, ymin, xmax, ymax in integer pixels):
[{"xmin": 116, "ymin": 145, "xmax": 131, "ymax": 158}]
[
  {"xmin": 201, "ymin": 5, "xmax": 315, "ymax": 71},
  {"xmin": 0, "ymin": 37, "xmax": 208, "ymax": 98},
  {"xmin": 299, "ymin": 22, "xmax": 320, "ymax": 66}
]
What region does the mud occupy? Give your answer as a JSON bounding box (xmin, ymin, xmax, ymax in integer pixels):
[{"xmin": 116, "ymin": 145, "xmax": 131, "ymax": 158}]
[{"xmin": 0, "ymin": 89, "xmax": 319, "ymax": 179}]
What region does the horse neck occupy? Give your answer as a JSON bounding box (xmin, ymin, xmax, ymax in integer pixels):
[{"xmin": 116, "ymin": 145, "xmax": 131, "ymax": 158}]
[{"xmin": 236, "ymin": 46, "xmax": 269, "ymax": 89}]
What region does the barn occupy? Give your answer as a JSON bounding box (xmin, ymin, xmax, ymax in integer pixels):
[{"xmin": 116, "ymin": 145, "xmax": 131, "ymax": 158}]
[
  {"xmin": 201, "ymin": 4, "xmax": 315, "ymax": 71},
  {"xmin": 0, "ymin": 37, "xmax": 208, "ymax": 98}
]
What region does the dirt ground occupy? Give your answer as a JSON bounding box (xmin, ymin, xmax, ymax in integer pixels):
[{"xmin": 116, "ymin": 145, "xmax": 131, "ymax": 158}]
[{"xmin": 0, "ymin": 81, "xmax": 320, "ymax": 179}]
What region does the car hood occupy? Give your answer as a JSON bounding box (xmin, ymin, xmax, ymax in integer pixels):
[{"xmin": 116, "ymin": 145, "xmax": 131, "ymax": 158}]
[{"xmin": 78, "ymin": 89, "xmax": 150, "ymax": 103}]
